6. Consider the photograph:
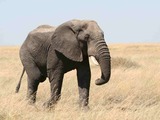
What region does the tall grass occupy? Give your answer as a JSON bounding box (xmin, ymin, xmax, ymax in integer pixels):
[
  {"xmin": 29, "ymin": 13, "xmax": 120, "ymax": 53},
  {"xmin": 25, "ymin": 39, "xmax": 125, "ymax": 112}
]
[{"xmin": 0, "ymin": 44, "xmax": 160, "ymax": 120}]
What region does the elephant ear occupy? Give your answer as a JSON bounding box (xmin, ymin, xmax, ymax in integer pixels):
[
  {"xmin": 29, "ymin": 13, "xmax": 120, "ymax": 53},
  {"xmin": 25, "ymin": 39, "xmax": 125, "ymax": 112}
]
[{"xmin": 51, "ymin": 22, "xmax": 83, "ymax": 62}]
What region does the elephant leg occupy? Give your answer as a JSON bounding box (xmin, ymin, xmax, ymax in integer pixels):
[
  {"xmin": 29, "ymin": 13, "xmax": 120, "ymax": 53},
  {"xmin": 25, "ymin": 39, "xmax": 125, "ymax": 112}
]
[
  {"xmin": 44, "ymin": 66, "xmax": 64, "ymax": 108},
  {"xmin": 27, "ymin": 77, "xmax": 40, "ymax": 104},
  {"xmin": 77, "ymin": 59, "xmax": 91, "ymax": 108},
  {"xmin": 24, "ymin": 64, "xmax": 43, "ymax": 104}
]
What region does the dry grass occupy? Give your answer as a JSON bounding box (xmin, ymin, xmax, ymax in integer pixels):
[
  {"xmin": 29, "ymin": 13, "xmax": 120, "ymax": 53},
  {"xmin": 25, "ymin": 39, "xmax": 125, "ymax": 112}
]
[{"xmin": 0, "ymin": 43, "xmax": 160, "ymax": 120}]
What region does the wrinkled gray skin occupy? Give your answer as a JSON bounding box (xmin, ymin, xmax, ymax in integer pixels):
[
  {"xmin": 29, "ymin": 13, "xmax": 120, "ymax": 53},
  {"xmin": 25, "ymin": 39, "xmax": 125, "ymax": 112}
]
[{"xmin": 16, "ymin": 20, "xmax": 111, "ymax": 108}]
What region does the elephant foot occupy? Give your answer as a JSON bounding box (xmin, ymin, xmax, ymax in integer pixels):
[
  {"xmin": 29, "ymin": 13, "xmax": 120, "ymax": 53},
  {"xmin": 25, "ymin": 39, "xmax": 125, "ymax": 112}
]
[
  {"xmin": 43, "ymin": 100, "xmax": 56, "ymax": 109},
  {"xmin": 28, "ymin": 100, "xmax": 35, "ymax": 105},
  {"xmin": 26, "ymin": 97, "xmax": 36, "ymax": 105},
  {"xmin": 79, "ymin": 101, "xmax": 90, "ymax": 111},
  {"xmin": 79, "ymin": 105, "xmax": 90, "ymax": 111}
]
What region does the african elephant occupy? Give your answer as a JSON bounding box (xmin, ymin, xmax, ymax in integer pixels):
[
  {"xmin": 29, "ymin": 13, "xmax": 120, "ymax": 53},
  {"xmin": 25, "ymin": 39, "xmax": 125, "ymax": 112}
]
[{"xmin": 16, "ymin": 19, "xmax": 111, "ymax": 108}]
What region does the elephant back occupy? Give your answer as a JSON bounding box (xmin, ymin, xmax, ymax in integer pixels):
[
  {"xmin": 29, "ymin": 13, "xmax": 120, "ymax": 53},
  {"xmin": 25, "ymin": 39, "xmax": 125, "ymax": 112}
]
[
  {"xmin": 23, "ymin": 25, "xmax": 56, "ymax": 58},
  {"xmin": 31, "ymin": 25, "xmax": 56, "ymax": 34}
]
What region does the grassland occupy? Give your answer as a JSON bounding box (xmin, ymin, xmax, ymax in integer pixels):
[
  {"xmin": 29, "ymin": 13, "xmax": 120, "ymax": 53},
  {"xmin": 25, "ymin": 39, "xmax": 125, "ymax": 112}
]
[{"xmin": 0, "ymin": 43, "xmax": 160, "ymax": 120}]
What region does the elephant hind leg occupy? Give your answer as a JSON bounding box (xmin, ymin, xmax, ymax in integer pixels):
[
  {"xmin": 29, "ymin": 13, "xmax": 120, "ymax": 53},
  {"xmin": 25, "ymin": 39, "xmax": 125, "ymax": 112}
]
[
  {"xmin": 24, "ymin": 64, "xmax": 46, "ymax": 104},
  {"xmin": 27, "ymin": 76, "xmax": 39, "ymax": 104}
]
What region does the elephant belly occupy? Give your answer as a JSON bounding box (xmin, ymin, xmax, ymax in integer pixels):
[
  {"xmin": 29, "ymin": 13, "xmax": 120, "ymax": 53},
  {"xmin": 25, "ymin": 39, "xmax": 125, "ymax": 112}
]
[
  {"xmin": 63, "ymin": 60, "xmax": 77, "ymax": 73},
  {"xmin": 34, "ymin": 52, "xmax": 48, "ymax": 81},
  {"xmin": 55, "ymin": 50, "xmax": 77, "ymax": 73},
  {"xmin": 35, "ymin": 58, "xmax": 47, "ymax": 78}
]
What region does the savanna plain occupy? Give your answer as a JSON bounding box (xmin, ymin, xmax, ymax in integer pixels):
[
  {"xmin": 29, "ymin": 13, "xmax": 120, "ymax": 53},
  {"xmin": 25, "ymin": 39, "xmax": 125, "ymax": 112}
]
[{"xmin": 0, "ymin": 43, "xmax": 160, "ymax": 120}]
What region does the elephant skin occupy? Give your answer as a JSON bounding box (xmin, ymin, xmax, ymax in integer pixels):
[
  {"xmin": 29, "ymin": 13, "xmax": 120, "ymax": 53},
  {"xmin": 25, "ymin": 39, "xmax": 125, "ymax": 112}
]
[{"xmin": 16, "ymin": 19, "xmax": 111, "ymax": 108}]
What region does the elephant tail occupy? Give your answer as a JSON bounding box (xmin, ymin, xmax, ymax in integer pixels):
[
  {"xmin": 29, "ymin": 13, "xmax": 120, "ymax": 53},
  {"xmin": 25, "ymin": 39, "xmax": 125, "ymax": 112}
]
[{"xmin": 15, "ymin": 67, "xmax": 25, "ymax": 93}]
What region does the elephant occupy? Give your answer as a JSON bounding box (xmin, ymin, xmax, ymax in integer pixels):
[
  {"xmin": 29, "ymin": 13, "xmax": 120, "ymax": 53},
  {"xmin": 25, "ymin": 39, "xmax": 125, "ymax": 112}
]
[{"xmin": 16, "ymin": 19, "xmax": 111, "ymax": 108}]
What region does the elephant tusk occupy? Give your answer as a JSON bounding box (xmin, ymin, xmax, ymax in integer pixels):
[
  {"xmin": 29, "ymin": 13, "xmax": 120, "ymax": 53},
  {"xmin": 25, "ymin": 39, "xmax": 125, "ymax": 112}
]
[{"xmin": 90, "ymin": 56, "xmax": 99, "ymax": 65}]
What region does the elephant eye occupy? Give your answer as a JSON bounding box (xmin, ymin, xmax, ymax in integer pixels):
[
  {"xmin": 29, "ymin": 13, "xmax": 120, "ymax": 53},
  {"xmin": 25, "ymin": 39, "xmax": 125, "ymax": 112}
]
[
  {"xmin": 84, "ymin": 34, "xmax": 89, "ymax": 40},
  {"xmin": 101, "ymin": 32, "xmax": 104, "ymax": 38}
]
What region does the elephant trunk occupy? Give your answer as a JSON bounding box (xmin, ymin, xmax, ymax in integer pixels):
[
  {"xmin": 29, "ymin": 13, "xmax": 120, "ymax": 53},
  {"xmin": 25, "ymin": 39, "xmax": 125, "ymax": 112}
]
[{"xmin": 95, "ymin": 40, "xmax": 111, "ymax": 85}]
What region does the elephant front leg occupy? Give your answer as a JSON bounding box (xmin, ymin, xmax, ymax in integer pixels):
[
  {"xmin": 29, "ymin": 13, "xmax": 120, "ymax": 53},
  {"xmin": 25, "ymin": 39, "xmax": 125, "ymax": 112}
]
[
  {"xmin": 44, "ymin": 68, "xmax": 64, "ymax": 108},
  {"xmin": 77, "ymin": 59, "xmax": 91, "ymax": 109}
]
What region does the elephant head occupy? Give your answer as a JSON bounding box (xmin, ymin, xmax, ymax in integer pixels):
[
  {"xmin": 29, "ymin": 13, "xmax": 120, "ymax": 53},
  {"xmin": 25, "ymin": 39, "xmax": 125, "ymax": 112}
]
[{"xmin": 51, "ymin": 19, "xmax": 111, "ymax": 85}]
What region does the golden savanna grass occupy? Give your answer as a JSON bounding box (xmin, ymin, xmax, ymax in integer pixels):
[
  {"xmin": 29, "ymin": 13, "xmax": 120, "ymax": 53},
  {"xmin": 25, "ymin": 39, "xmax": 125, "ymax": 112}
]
[{"xmin": 0, "ymin": 43, "xmax": 160, "ymax": 120}]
